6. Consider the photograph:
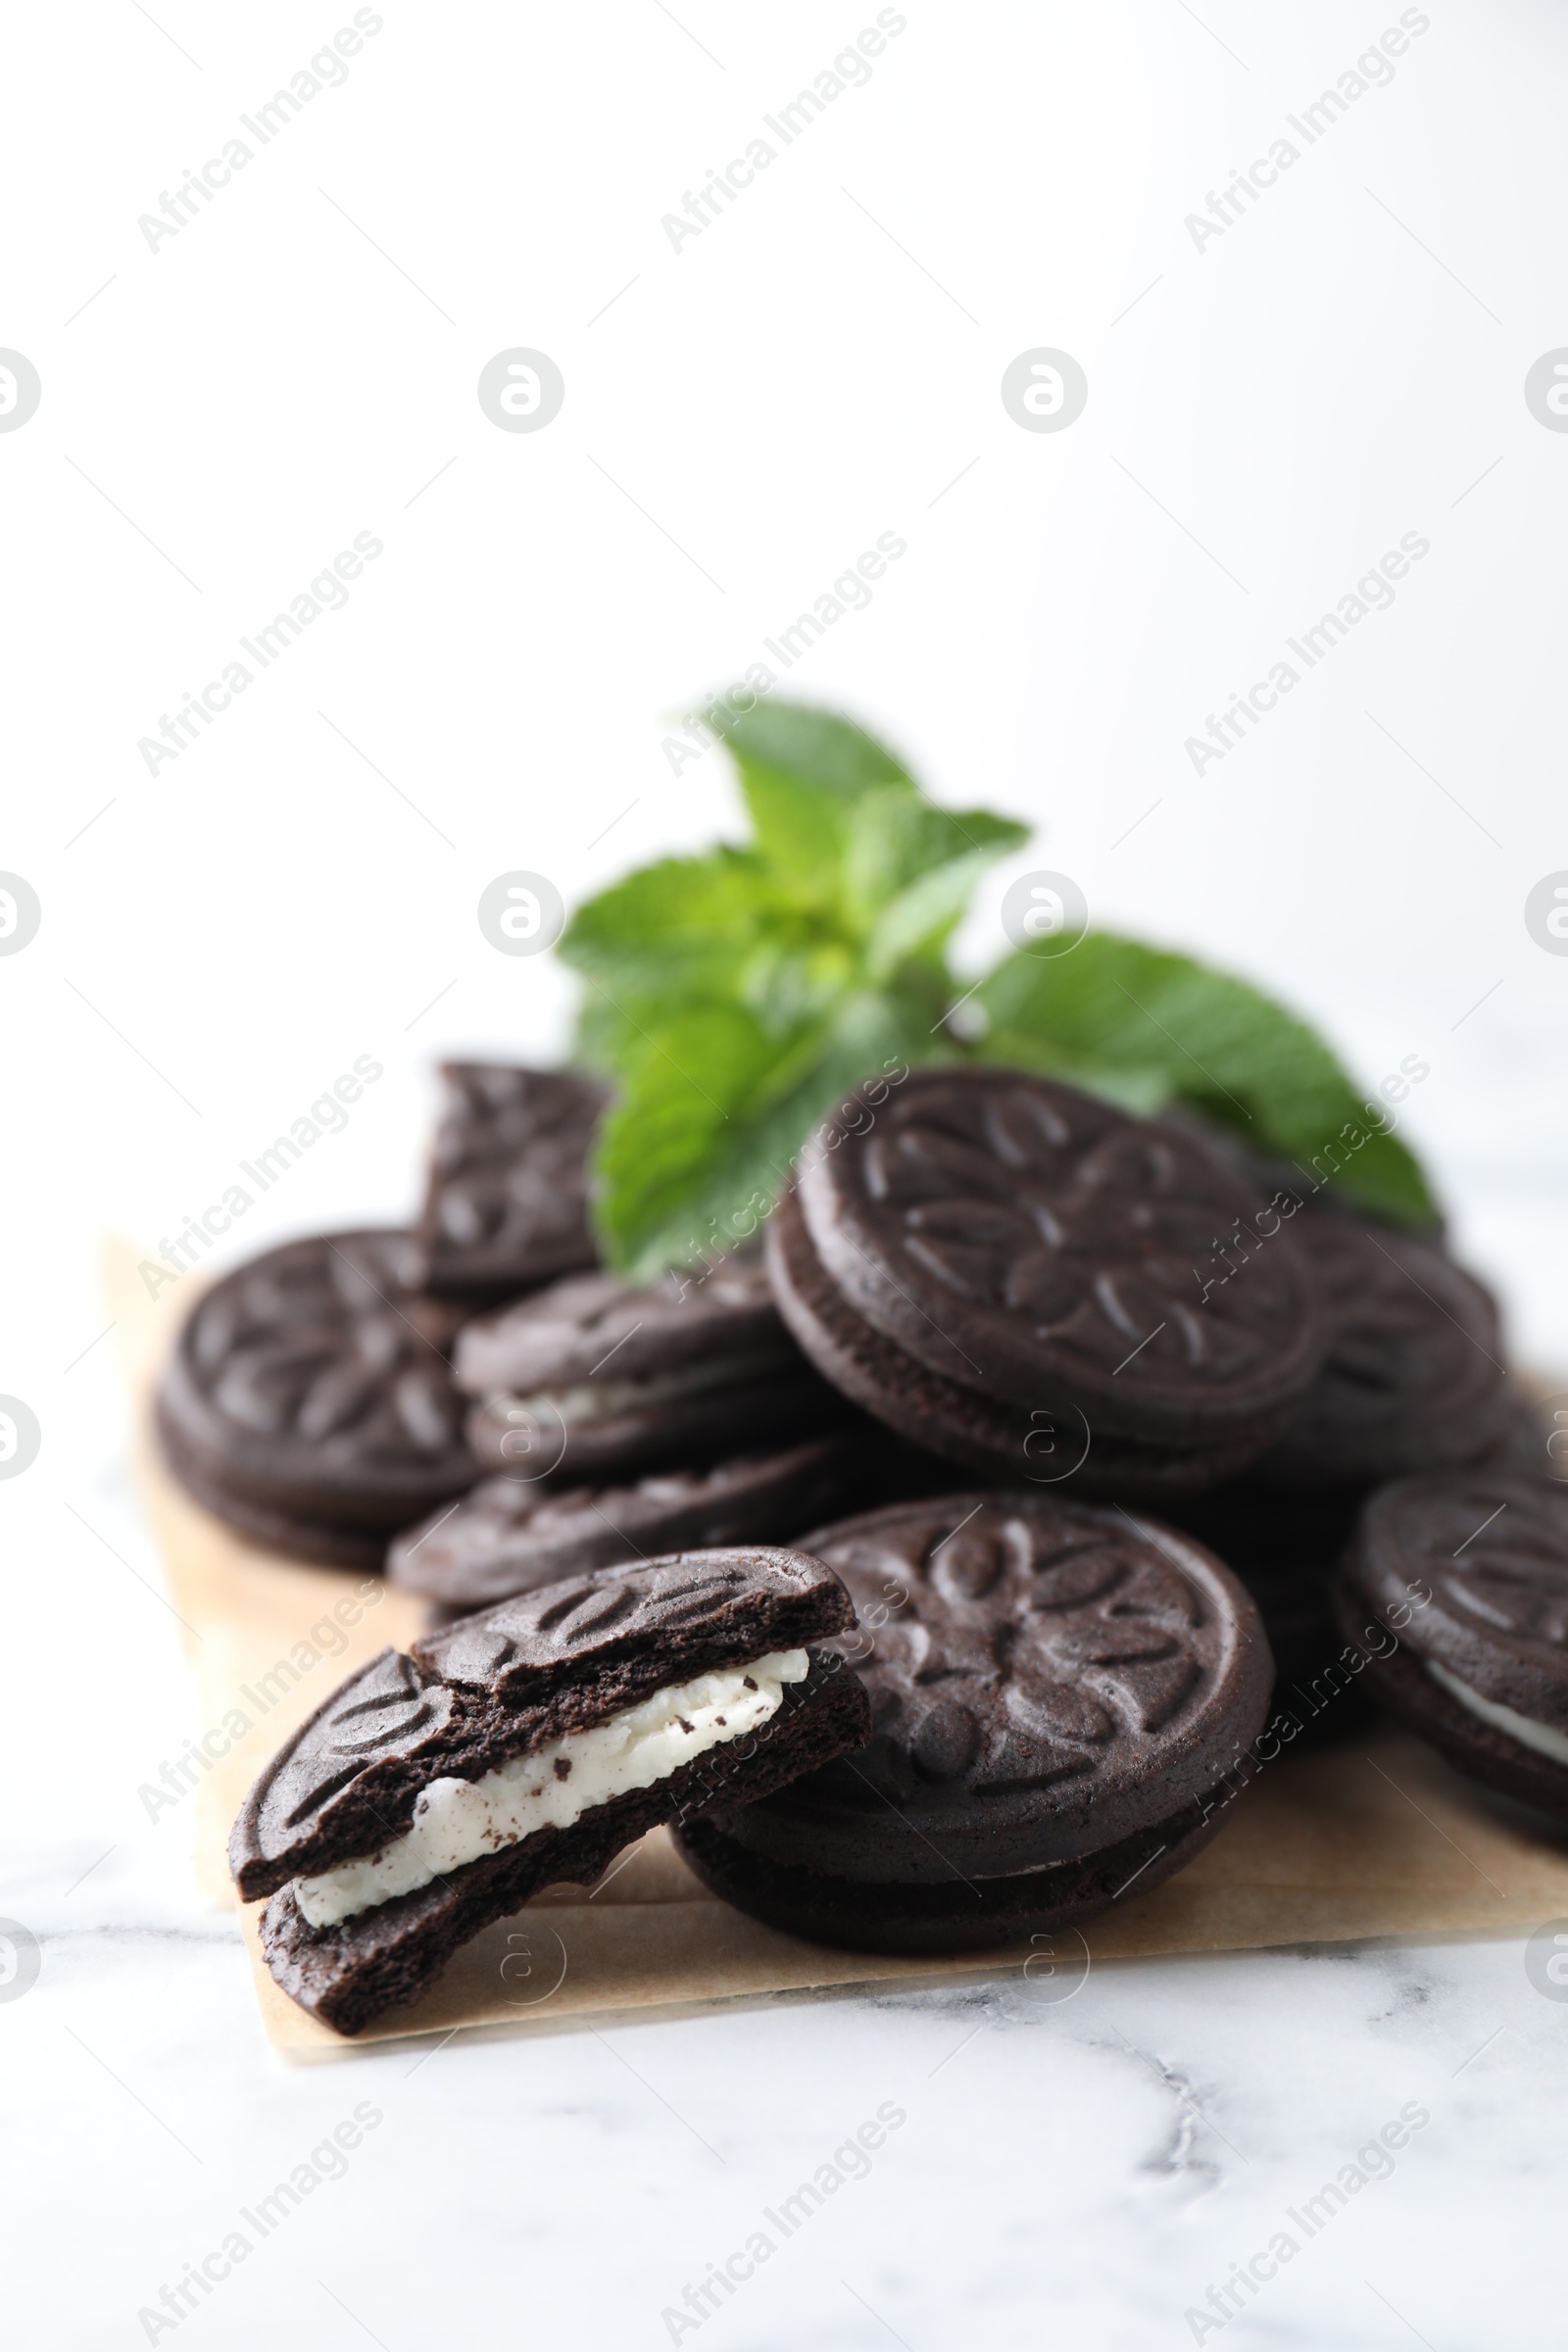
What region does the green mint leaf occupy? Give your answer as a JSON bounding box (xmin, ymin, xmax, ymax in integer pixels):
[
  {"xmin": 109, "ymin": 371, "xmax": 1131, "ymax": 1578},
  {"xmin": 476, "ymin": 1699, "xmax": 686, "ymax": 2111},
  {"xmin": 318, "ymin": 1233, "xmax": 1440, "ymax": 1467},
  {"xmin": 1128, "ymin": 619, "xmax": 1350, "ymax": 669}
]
[
  {"xmin": 707, "ymin": 701, "xmax": 918, "ymax": 899},
  {"xmin": 570, "ymin": 983, "xmax": 640, "ymax": 1079},
  {"xmin": 565, "ymin": 694, "xmax": 1435, "ymax": 1261},
  {"xmin": 590, "ymin": 991, "xmax": 936, "ymax": 1278},
  {"xmin": 974, "ymin": 934, "xmax": 1438, "ymax": 1224},
  {"xmin": 849, "ymin": 798, "xmax": 1029, "ymax": 976},
  {"xmin": 558, "ymin": 852, "xmax": 774, "ymax": 1009},
  {"xmin": 710, "ymin": 699, "xmax": 916, "ymax": 801},
  {"xmin": 560, "ymin": 851, "xmax": 865, "ymax": 1073},
  {"xmin": 588, "ymin": 1001, "xmax": 782, "ymax": 1272}
]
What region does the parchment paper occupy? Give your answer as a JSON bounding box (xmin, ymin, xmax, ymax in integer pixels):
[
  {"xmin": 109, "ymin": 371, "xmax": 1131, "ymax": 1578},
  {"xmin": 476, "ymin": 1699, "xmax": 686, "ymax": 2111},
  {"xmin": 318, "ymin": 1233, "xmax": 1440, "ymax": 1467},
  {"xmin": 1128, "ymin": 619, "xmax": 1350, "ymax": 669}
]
[{"xmin": 110, "ymin": 1240, "xmax": 1568, "ymax": 2059}]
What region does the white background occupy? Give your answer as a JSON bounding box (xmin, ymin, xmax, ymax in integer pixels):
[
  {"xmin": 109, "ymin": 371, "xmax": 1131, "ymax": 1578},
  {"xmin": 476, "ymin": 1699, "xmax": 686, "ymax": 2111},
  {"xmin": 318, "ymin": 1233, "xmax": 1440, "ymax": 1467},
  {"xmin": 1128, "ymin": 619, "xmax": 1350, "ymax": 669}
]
[{"xmin": 4, "ymin": 3, "xmax": 1567, "ymax": 2344}]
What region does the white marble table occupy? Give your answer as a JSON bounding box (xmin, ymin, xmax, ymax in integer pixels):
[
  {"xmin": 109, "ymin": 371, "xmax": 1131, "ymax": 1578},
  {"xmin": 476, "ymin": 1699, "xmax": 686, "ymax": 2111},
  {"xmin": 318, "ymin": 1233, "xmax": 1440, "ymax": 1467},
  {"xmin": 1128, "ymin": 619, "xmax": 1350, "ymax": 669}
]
[{"xmin": 8, "ymin": 1433, "xmax": 1563, "ymax": 2352}]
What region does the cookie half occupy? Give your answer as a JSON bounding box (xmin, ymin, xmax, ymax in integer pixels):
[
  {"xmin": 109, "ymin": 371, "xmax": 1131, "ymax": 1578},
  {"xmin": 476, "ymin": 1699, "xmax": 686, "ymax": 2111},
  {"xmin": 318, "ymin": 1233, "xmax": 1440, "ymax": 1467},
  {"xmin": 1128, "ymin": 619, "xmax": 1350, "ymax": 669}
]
[{"xmin": 231, "ymin": 1548, "xmax": 870, "ymax": 2033}]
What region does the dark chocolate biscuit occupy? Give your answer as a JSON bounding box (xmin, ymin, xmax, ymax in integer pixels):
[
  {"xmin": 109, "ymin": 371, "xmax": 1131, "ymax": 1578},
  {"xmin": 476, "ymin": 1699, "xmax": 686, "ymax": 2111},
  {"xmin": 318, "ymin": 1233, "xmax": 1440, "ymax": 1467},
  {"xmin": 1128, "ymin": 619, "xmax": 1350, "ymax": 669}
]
[
  {"xmin": 456, "ymin": 1254, "xmax": 850, "ymax": 1480},
  {"xmin": 232, "ymin": 1549, "xmax": 871, "ymax": 2033},
  {"xmin": 1170, "ymin": 1111, "xmax": 1447, "ymax": 1247},
  {"xmin": 1245, "ymin": 1211, "xmax": 1509, "ymax": 1490},
  {"xmin": 674, "ymin": 1492, "xmax": 1272, "ymax": 1953},
  {"xmin": 1337, "ymin": 1472, "xmax": 1568, "ymax": 1819},
  {"xmin": 157, "ymin": 1419, "xmax": 389, "ymax": 1571},
  {"xmin": 414, "ymin": 1063, "xmax": 608, "ymax": 1302},
  {"xmin": 677, "ymin": 1799, "xmax": 1228, "ymax": 1957},
  {"xmin": 768, "ymin": 1186, "xmax": 1275, "ymax": 1501},
  {"xmin": 1166, "ymin": 1208, "xmax": 1510, "ymax": 1731},
  {"xmin": 767, "ymin": 1068, "xmax": 1323, "ymax": 1496},
  {"xmin": 157, "ymin": 1230, "xmax": 477, "ymax": 1565},
  {"xmin": 387, "ymin": 1438, "xmax": 860, "ymax": 1611}
]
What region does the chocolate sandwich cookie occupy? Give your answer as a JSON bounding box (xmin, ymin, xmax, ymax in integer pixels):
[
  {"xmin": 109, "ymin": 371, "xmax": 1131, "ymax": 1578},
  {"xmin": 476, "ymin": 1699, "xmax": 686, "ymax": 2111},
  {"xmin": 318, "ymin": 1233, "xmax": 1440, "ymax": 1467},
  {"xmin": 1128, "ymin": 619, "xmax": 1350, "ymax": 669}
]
[
  {"xmin": 415, "ymin": 1063, "xmax": 607, "ymax": 1302},
  {"xmin": 157, "ymin": 1230, "xmax": 476, "ymax": 1569},
  {"xmin": 766, "ymin": 1068, "xmax": 1324, "ymax": 1499},
  {"xmin": 457, "ymin": 1255, "xmax": 850, "ymax": 1481},
  {"xmin": 674, "ymin": 1493, "xmax": 1272, "ymax": 1955},
  {"xmin": 1172, "ymin": 1113, "xmax": 1447, "ymax": 1248},
  {"xmin": 1243, "ymin": 1209, "xmax": 1509, "ymax": 1491},
  {"xmin": 231, "ymin": 1549, "xmax": 871, "ymax": 2033},
  {"xmin": 1337, "ymin": 1473, "xmax": 1568, "ymax": 1820},
  {"xmin": 387, "ymin": 1437, "xmax": 859, "ymax": 1613},
  {"xmin": 1167, "ymin": 1213, "xmax": 1509, "ymax": 1726}
]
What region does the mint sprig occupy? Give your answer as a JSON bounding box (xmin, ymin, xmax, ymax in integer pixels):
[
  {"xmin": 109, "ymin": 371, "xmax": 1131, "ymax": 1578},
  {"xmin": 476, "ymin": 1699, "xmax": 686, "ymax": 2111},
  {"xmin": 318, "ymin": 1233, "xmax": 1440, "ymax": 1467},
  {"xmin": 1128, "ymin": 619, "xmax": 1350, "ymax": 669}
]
[{"xmin": 559, "ymin": 700, "xmax": 1436, "ymax": 1274}]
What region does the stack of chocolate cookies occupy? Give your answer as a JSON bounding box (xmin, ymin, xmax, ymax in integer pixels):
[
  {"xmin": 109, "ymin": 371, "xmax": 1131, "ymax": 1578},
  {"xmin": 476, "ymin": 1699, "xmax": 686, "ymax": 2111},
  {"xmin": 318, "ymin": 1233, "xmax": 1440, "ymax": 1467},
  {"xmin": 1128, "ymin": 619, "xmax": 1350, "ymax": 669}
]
[
  {"xmin": 389, "ymin": 1442, "xmax": 861, "ymax": 1626},
  {"xmin": 158, "ymin": 1063, "xmax": 871, "ymax": 1582},
  {"xmin": 1167, "ymin": 1188, "xmax": 1518, "ymax": 1724},
  {"xmin": 153, "ymin": 1054, "xmax": 1554, "ymax": 2028},
  {"xmin": 454, "ymin": 1253, "xmax": 856, "ymax": 1483}
]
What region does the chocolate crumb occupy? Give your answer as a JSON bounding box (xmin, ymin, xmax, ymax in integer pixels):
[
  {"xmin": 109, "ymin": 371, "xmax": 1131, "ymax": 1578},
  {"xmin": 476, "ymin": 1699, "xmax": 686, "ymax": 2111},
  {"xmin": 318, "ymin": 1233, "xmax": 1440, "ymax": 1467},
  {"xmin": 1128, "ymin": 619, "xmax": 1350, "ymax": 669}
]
[
  {"xmin": 743, "ymin": 1677, "xmax": 758, "ymax": 1691},
  {"xmin": 553, "ymin": 1757, "xmax": 571, "ymax": 1780},
  {"xmin": 678, "ymin": 1717, "xmax": 695, "ymax": 1735}
]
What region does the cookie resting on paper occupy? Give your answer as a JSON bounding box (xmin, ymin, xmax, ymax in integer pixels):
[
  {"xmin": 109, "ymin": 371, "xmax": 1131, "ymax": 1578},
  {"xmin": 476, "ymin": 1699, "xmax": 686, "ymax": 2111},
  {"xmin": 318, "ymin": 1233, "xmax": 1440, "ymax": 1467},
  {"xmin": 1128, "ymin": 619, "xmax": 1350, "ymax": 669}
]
[
  {"xmin": 676, "ymin": 1492, "xmax": 1272, "ymax": 1954},
  {"xmin": 229, "ymin": 1548, "xmax": 871, "ymax": 2034},
  {"xmin": 156, "ymin": 1230, "xmax": 475, "ymax": 1569}
]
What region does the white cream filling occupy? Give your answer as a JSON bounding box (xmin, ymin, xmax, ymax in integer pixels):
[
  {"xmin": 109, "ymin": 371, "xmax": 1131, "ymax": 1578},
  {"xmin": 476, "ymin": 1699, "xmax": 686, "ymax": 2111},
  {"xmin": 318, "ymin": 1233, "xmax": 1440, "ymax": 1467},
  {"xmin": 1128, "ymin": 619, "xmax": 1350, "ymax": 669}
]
[
  {"xmin": 293, "ymin": 1648, "xmax": 810, "ymax": 1929},
  {"xmin": 502, "ymin": 1349, "xmax": 791, "ymax": 1430},
  {"xmin": 1426, "ymin": 1659, "xmax": 1568, "ymax": 1768}
]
